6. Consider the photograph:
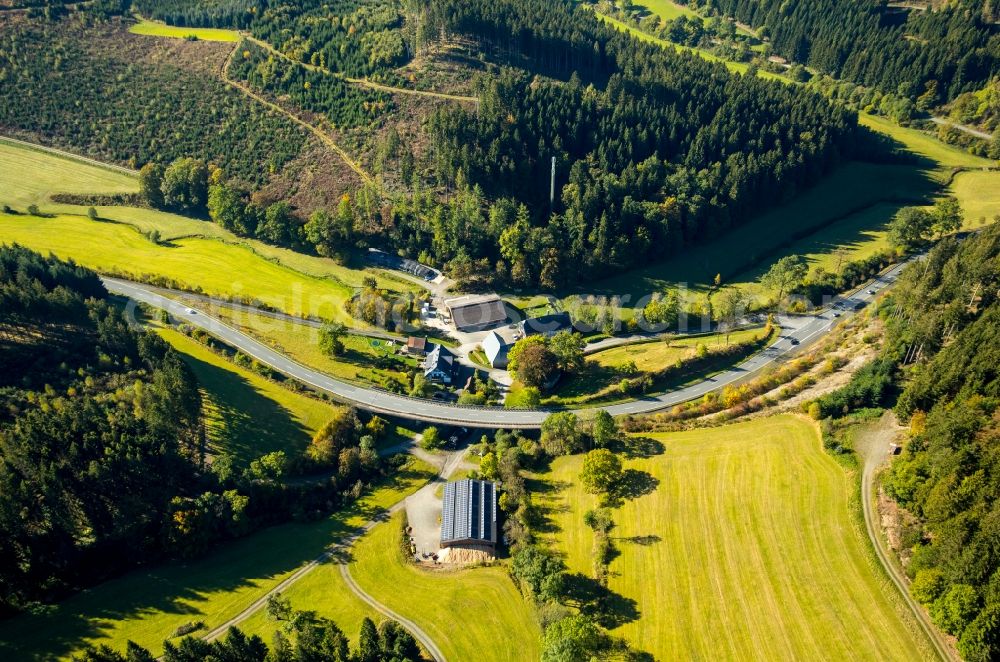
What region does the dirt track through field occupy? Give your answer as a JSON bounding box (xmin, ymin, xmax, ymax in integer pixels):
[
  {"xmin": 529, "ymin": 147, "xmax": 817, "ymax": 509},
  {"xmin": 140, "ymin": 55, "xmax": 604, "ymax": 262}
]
[
  {"xmin": 856, "ymin": 411, "xmax": 956, "ymax": 661},
  {"xmin": 198, "ymin": 436, "xmax": 461, "ymax": 662}
]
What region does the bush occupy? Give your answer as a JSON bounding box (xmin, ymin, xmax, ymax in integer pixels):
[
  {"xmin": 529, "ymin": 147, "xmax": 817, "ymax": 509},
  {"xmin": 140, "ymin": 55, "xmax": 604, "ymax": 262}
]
[
  {"xmin": 911, "ymin": 568, "xmax": 946, "ymax": 604},
  {"xmin": 813, "ymin": 358, "xmax": 895, "ymax": 418},
  {"xmin": 420, "ymin": 426, "xmax": 444, "ymax": 450},
  {"xmin": 171, "ymin": 621, "xmax": 206, "ymax": 637}
]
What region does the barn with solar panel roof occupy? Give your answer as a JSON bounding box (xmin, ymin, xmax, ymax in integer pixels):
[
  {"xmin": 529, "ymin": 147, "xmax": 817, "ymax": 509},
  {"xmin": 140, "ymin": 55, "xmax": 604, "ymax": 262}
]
[{"xmin": 439, "ymin": 479, "xmax": 498, "ymax": 561}]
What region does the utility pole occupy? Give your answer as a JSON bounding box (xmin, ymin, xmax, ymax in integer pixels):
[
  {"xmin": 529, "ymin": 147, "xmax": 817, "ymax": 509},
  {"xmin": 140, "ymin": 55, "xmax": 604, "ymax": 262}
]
[{"xmin": 550, "ymin": 156, "xmax": 556, "ymax": 212}]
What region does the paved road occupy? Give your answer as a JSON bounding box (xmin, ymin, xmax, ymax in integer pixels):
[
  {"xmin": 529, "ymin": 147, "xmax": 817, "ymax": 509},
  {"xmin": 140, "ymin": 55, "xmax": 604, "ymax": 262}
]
[{"xmin": 105, "ymin": 260, "xmax": 909, "ymax": 428}]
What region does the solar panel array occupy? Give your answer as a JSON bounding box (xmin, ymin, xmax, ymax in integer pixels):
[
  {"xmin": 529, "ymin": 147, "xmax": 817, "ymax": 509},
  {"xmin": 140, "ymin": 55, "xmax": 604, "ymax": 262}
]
[{"xmin": 441, "ymin": 479, "xmax": 497, "ymax": 546}]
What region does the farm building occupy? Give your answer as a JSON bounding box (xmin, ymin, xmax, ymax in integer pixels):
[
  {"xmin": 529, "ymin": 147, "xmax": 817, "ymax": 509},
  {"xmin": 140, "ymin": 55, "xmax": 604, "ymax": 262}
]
[
  {"xmin": 444, "ymin": 294, "xmax": 507, "ymax": 331},
  {"xmin": 423, "ymin": 344, "xmax": 457, "ymax": 383},
  {"xmin": 520, "ymin": 311, "xmax": 573, "ymax": 337},
  {"xmin": 440, "ymin": 479, "xmax": 497, "ymax": 553},
  {"xmin": 482, "ymin": 331, "xmax": 510, "ymax": 368}
]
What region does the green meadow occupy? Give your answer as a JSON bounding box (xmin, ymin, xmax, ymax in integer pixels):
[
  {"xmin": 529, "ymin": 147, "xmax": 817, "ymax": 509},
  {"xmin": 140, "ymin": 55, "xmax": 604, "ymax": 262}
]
[
  {"xmin": 157, "ymin": 326, "xmax": 339, "ymax": 465},
  {"xmin": 0, "ymin": 139, "xmax": 415, "ymax": 324},
  {"xmin": 534, "ymin": 415, "xmax": 931, "ymax": 660},
  {"xmin": 129, "ymin": 19, "xmax": 241, "ymax": 43}
]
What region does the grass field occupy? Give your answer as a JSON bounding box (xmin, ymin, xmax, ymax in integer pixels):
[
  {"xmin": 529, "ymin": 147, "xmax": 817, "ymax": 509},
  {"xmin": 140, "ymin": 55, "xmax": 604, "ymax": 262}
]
[
  {"xmin": 0, "ymin": 140, "xmax": 416, "ymax": 320},
  {"xmin": 534, "ymin": 415, "xmax": 930, "ymax": 660},
  {"xmin": 0, "ymin": 212, "xmax": 361, "ymax": 321},
  {"xmin": 952, "ymin": 170, "xmax": 1000, "ymax": 225},
  {"xmin": 588, "ymin": 327, "xmax": 765, "ymax": 372},
  {"xmin": 581, "ymin": 161, "xmax": 935, "ymax": 301},
  {"xmin": 157, "ymin": 326, "xmax": 340, "ymax": 464},
  {"xmin": 634, "ymin": 0, "xmax": 698, "ymax": 21},
  {"xmin": 0, "ymin": 459, "xmax": 435, "ymax": 660},
  {"xmin": 205, "ymin": 307, "xmax": 416, "ymax": 390},
  {"xmin": 634, "ymin": 0, "xmax": 756, "ymax": 36},
  {"xmin": 129, "ymin": 20, "xmax": 240, "ymax": 42},
  {"xmin": 548, "ymin": 325, "xmax": 776, "ymax": 406},
  {"xmin": 858, "ymin": 114, "xmax": 993, "ymax": 170},
  {"xmin": 348, "ymin": 512, "xmax": 542, "ymax": 662},
  {"xmin": 235, "ymin": 561, "xmax": 378, "ymax": 648}
]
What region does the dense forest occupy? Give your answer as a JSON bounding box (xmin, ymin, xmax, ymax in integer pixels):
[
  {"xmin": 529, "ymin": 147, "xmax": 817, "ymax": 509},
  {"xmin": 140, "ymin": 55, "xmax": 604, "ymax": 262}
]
[
  {"xmin": 380, "ymin": 0, "xmax": 861, "ymax": 286},
  {"xmin": 0, "ymin": 16, "xmax": 305, "ymax": 184},
  {"xmin": 0, "ymin": 247, "xmax": 397, "ymax": 615},
  {"xmin": 107, "ymin": 0, "xmax": 869, "ymax": 289},
  {"xmin": 879, "ymin": 226, "xmax": 1000, "ymax": 662},
  {"xmin": 704, "ymin": 0, "xmax": 999, "ymax": 104},
  {"xmin": 0, "ymin": 246, "xmax": 203, "ymax": 614}
]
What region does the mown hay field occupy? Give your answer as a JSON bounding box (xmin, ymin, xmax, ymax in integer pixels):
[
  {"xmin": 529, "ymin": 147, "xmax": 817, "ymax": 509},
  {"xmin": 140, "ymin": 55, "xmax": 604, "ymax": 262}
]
[{"xmin": 534, "ymin": 415, "xmax": 931, "ymax": 660}]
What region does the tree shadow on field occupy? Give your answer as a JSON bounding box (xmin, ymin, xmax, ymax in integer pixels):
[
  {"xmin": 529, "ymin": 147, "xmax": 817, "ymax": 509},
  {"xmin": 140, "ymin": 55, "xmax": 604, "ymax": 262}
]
[
  {"xmin": 524, "ymin": 476, "xmax": 570, "ymax": 534},
  {"xmin": 613, "ymin": 435, "xmax": 665, "ymax": 458},
  {"xmin": 560, "ymin": 572, "xmax": 640, "ymax": 629},
  {"xmin": 604, "ymin": 469, "xmax": 659, "ymax": 508},
  {"xmin": 0, "ymin": 462, "xmax": 432, "ymax": 661},
  {"xmin": 617, "ymin": 534, "xmax": 662, "ymax": 546},
  {"xmin": 178, "ymin": 351, "xmax": 315, "ymax": 465}
]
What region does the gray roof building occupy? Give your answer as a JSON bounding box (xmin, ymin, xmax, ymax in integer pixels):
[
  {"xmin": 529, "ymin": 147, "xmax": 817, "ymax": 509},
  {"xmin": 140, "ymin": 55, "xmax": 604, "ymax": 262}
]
[
  {"xmin": 440, "ymin": 479, "xmax": 497, "ymax": 549},
  {"xmin": 520, "ymin": 311, "xmax": 573, "ymax": 337},
  {"xmin": 444, "ymin": 294, "xmax": 507, "ymax": 331},
  {"xmin": 423, "ymin": 343, "xmax": 456, "ymax": 383}
]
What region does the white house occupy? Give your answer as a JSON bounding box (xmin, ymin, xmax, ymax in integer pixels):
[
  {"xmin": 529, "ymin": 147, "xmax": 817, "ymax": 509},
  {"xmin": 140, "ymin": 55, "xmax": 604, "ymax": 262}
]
[{"xmin": 482, "ymin": 331, "xmax": 510, "ymax": 369}]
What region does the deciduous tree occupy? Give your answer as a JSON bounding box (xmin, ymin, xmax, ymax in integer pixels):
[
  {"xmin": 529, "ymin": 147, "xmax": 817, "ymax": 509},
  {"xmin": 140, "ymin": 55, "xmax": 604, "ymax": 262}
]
[{"xmin": 580, "ymin": 448, "xmax": 623, "ymax": 495}]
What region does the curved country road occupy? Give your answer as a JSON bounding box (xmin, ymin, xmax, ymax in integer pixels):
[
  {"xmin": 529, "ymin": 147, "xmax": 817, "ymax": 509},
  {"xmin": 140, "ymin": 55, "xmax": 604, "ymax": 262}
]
[
  {"xmin": 105, "ymin": 259, "xmax": 910, "ymax": 428},
  {"xmin": 857, "ymin": 413, "xmax": 956, "ymax": 661},
  {"xmin": 339, "ymin": 565, "xmax": 447, "ymax": 662},
  {"xmin": 200, "ymin": 440, "xmax": 460, "ymax": 662}
]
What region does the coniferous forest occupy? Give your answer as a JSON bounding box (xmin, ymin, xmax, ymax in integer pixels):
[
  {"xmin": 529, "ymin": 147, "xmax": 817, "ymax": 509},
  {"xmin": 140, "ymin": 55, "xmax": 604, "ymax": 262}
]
[
  {"xmin": 708, "ymin": 0, "xmax": 999, "ymax": 104},
  {"xmin": 879, "ymin": 227, "xmax": 1000, "ymax": 662},
  {"xmin": 108, "ymin": 0, "xmax": 864, "ymax": 288}
]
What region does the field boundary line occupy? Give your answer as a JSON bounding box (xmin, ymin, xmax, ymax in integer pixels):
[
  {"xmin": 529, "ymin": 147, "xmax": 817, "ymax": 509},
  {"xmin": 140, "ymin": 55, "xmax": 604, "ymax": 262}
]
[
  {"xmin": 0, "ymin": 135, "xmax": 136, "ymax": 176},
  {"xmin": 344, "ymin": 76, "xmax": 478, "ymax": 104}
]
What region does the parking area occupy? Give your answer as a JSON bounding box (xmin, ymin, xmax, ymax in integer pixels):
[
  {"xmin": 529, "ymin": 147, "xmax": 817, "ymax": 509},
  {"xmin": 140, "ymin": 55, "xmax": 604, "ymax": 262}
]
[
  {"xmin": 403, "ymin": 431, "xmax": 480, "ymax": 563},
  {"xmin": 405, "ymin": 479, "xmax": 443, "ymax": 559}
]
